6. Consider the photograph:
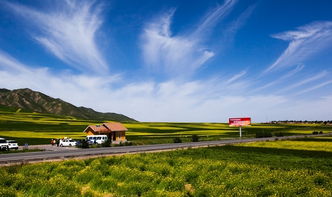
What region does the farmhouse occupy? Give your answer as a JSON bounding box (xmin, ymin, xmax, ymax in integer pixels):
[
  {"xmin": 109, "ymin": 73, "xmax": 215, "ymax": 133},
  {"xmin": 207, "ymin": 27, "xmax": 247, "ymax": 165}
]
[{"xmin": 83, "ymin": 122, "xmax": 127, "ymax": 143}]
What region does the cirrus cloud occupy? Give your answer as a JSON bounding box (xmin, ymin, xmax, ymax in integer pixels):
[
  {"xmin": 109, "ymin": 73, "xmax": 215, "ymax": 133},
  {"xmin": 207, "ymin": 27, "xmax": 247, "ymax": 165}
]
[
  {"xmin": 141, "ymin": 0, "xmax": 237, "ymax": 77},
  {"xmin": 5, "ymin": 0, "xmax": 108, "ymax": 73},
  {"xmin": 265, "ymin": 21, "xmax": 332, "ymax": 73}
]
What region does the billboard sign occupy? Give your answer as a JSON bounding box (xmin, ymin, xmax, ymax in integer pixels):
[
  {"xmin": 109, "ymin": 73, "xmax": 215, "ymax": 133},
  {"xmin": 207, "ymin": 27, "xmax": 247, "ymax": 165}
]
[{"xmin": 229, "ymin": 117, "xmax": 251, "ymax": 127}]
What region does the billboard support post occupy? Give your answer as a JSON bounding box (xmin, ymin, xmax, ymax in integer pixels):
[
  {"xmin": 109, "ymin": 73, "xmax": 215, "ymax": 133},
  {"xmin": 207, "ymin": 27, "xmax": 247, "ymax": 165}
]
[{"xmin": 239, "ymin": 127, "xmax": 242, "ymax": 138}]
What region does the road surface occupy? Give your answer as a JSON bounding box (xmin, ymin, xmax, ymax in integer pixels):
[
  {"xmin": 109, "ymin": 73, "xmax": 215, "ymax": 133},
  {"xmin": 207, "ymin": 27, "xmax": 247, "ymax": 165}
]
[{"xmin": 1, "ymin": 133, "xmax": 331, "ymax": 166}]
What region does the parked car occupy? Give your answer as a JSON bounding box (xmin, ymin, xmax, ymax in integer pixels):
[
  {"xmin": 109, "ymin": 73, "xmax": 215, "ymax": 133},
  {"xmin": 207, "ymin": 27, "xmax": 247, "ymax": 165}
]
[
  {"xmin": 0, "ymin": 138, "xmax": 8, "ymax": 151},
  {"xmin": 59, "ymin": 138, "xmax": 77, "ymax": 147},
  {"xmin": 86, "ymin": 135, "xmax": 108, "ymax": 145},
  {"xmin": 7, "ymin": 140, "xmax": 18, "ymax": 150}
]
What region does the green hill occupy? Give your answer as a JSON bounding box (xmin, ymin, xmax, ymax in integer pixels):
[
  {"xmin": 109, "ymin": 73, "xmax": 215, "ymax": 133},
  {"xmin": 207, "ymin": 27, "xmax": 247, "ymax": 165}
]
[{"xmin": 0, "ymin": 88, "xmax": 136, "ymax": 122}]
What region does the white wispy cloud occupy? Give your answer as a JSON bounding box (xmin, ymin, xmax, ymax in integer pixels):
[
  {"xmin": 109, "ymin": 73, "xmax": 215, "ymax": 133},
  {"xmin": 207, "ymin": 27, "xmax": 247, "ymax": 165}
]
[
  {"xmin": 5, "ymin": 0, "xmax": 108, "ymax": 73},
  {"xmin": 1, "ymin": 2, "xmax": 331, "ymax": 122},
  {"xmin": 221, "ymin": 4, "xmax": 255, "ymax": 44},
  {"xmin": 1, "ymin": 51, "xmax": 332, "ymax": 122},
  {"xmin": 191, "ymin": 0, "xmax": 237, "ymax": 37},
  {"xmin": 141, "ymin": 0, "xmax": 236, "ymax": 76},
  {"xmin": 225, "ymin": 70, "xmax": 247, "ymax": 84},
  {"xmin": 253, "ymin": 64, "xmax": 304, "ymax": 92},
  {"xmin": 264, "ymin": 21, "xmax": 332, "ymax": 73},
  {"xmin": 276, "ymin": 71, "xmax": 328, "ymax": 93},
  {"xmin": 0, "ymin": 51, "xmax": 31, "ymax": 73},
  {"xmin": 294, "ymin": 79, "xmax": 332, "ymax": 96}
]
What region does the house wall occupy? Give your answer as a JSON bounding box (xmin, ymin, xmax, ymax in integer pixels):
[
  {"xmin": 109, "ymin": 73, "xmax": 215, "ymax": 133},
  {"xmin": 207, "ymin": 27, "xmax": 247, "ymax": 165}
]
[
  {"xmin": 115, "ymin": 131, "xmax": 126, "ymax": 142},
  {"xmin": 86, "ymin": 130, "xmax": 95, "ymax": 136}
]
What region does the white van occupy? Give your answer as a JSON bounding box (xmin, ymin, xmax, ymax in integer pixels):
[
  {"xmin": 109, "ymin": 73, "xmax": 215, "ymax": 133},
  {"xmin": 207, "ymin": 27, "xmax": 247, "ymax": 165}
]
[
  {"xmin": 59, "ymin": 138, "xmax": 77, "ymax": 147},
  {"xmin": 86, "ymin": 135, "xmax": 108, "ymax": 145},
  {"xmin": 7, "ymin": 140, "xmax": 18, "ymax": 150}
]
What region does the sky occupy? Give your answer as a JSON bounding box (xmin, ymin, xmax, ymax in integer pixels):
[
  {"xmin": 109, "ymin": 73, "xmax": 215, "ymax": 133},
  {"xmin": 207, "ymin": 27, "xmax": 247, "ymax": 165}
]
[{"xmin": 0, "ymin": 0, "xmax": 331, "ymax": 122}]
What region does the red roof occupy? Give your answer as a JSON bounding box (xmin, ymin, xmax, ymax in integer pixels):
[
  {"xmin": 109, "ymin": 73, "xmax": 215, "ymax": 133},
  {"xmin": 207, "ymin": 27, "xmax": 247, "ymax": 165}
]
[
  {"xmin": 103, "ymin": 122, "xmax": 128, "ymax": 131},
  {"xmin": 88, "ymin": 125, "xmax": 109, "ymax": 133},
  {"xmin": 83, "ymin": 122, "xmax": 127, "ymax": 133}
]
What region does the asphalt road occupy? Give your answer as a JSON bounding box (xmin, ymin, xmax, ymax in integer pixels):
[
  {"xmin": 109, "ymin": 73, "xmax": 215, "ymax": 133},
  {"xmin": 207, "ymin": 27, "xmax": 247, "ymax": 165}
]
[{"xmin": 1, "ymin": 133, "xmax": 331, "ymax": 166}]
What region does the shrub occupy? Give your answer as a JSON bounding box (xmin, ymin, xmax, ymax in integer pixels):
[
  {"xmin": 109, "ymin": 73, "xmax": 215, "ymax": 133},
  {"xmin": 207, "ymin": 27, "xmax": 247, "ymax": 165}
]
[
  {"xmin": 91, "ymin": 177, "xmax": 117, "ymax": 193},
  {"xmin": 158, "ymin": 177, "xmax": 184, "ymax": 191},
  {"xmin": 74, "ymin": 169, "xmax": 98, "ymax": 184},
  {"xmin": 117, "ymin": 181, "xmax": 151, "ymax": 196},
  {"xmin": 77, "ymin": 140, "xmax": 89, "ymax": 149},
  {"xmin": 256, "ymin": 131, "xmax": 272, "ymax": 138},
  {"xmin": 312, "ymin": 131, "xmax": 318, "ymax": 135},
  {"xmin": 314, "ymin": 176, "xmax": 328, "ymax": 186},
  {"xmin": 173, "ymin": 137, "xmax": 182, "ymax": 143},
  {"xmin": 123, "ymin": 141, "xmax": 133, "ymax": 146},
  {"xmin": 319, "ymin": 131, "xmax": 323, "ymax": 134},
  {"xmin": 274, "ymin": 132, "xmax": 284, "ymax": 137},
  {"xmin": 0, "ymin": 187, "xmax": 16, "ymax": 197},
  {"xmin": 101, "ymin": 139, "xmax": 111, "ymax": 147},
  {"xmin": 191, "ymin": 135, "xmax": 199, "ymax": 142}
]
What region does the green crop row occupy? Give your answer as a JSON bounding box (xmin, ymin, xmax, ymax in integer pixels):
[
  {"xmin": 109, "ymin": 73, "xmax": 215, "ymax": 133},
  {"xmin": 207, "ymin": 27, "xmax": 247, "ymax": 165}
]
[
  {"xmin": 0, "ymin": 136, "xmax": 331, "ymax": 196},
  {"xmin": 1, "ymin": 109, "xmax": 332, "ymax": 145}
]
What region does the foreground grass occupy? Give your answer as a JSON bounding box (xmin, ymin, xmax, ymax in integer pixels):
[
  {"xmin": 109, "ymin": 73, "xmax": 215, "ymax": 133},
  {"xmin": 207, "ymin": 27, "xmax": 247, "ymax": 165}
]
[
  {"xmin": 1, "ymin": 108, "xmax": 332, "ymax": 145},
  {"xmin": 1, "ymin": 136, "xmax": 331, "ymax": 196}
]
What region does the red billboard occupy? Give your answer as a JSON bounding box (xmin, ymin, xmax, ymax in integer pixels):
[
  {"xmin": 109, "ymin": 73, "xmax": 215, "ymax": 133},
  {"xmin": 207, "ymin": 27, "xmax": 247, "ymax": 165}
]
[{"xmin": 229, "ymin": 117, "xmax": 251, "ymax": 127}]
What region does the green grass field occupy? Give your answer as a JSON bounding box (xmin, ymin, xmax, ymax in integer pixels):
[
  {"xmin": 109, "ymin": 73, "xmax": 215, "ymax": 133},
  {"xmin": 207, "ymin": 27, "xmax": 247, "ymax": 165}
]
[
  {"xmin": 1, "ymin": 106, "xmax": 332, "ymax": 145},
  {"xmin": 1, "ymin": 136, "xmax": 331, "ymax": 196}
]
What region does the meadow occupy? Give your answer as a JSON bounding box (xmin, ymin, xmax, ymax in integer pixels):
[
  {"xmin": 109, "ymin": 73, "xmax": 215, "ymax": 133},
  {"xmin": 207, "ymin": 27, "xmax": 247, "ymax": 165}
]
[
  {"xmin": 0, "ymin": 136, "xmax": 331, "ymax": 196},
  {"xmin": 1, "ymin": 106, "xmax": 332, "ymax": 145}
]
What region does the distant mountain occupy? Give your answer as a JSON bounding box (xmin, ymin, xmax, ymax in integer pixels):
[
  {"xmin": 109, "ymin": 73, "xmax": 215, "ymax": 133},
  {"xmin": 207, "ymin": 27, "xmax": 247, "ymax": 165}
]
[{"xmin": 0, "ymin": 88, "xmax": 136, "ymax": 122}]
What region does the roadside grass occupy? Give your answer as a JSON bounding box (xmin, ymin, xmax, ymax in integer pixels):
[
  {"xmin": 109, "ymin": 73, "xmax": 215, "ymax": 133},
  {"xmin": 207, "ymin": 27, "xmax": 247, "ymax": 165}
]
[
  {"xmin": 236, "ymin": 136, "xmax": 332, "ymax": 152},
  {"xmin": 0, "ymin": 136, "xmax": 331, "ymax": 196},
  {"xmin": 1, "ymin": 108, "xmax": 332, "ymax": 145}
]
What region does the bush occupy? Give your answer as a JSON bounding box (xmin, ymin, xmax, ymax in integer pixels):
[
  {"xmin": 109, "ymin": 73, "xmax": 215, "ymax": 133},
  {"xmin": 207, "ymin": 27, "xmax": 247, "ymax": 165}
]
[
  {"xmin": 191, "ymin": 134, "xmax": 199, "ymax": 142},
  {"xmin": 77, "ymin": 140, "xmax": 89, "ymax": 149},
  {"xmin": 0, "ymin": 147, "xmax": 9, "ymax": 151},
  {"xmin": 319, "ymin": 131, "xmax": 323, "ymax": 134},
  {"xmin": 312, "ymin": 131, "xmax": 318, "ymax": 135},
  {"xmin": 124, "ymin": 141, "xmax": 133, "ymax": 146},
  {"xmin": 0, "ymin": 187, "xmax": 16, "ymax": 197},
  {"xmin": 274, "ymin": 132, "xmax": 284, "ymax": 137},
  {"xmin": 173, "ymin": 137, "xmax": 182, "ymax": 143},
  {"xmin": 101, "ymin": 139, "xmax": 111, "ymax": 147},
  {"xmin": 256, "ymin": 131, "xmax": 272, "ymax": 138}
]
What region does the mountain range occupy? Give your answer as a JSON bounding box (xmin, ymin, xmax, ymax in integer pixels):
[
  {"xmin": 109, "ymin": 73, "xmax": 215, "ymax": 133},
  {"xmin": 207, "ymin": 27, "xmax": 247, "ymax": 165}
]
[{"xmin": 0, "ymin": 88, "xmax": 136, "ymax": 122}]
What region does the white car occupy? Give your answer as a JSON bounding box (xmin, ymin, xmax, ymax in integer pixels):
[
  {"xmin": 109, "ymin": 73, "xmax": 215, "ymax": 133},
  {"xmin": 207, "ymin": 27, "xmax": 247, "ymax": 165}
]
[
  {"xmin": 59, "ymin": 138, "xmax": 77, "ymax": 147},
  {"xmin": 86, "ymin": 135, "xmax": 108, "ymax": 145},
  {"xmin": 0, "ymin": 138, "xmax": 8, "ymax": 151},
  {"xmin": 7, "ymin": 140, "xmax": 18, "ymax": 150}
]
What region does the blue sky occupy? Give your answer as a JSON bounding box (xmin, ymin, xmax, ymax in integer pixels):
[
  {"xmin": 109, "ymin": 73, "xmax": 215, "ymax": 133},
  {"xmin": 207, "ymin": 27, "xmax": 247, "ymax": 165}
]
[{"xmin": 0, "ymin": 0, "xmax": 331, "ymax": 122}]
